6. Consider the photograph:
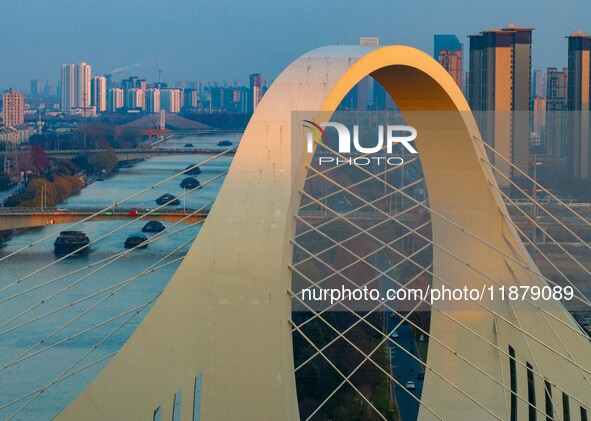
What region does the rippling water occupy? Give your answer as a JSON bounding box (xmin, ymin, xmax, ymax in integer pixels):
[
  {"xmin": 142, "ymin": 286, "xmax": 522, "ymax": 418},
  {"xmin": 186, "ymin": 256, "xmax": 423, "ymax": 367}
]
[{"xmin": 0, "ymin": 133, "xmax": 239, "ymax": 420}]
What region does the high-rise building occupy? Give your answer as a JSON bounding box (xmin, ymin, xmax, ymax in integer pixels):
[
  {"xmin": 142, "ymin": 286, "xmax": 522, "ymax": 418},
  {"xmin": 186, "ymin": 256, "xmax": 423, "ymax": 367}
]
[
  {"xmin": 109, "ymin": 88, "xmax": 124, "ymax": 112},
  {"xmin": 91, "ymin": 76, "xmax": 107, "ymax": 112},
  {"xmin": 105, "ymin": 74, "xmax": 113, "ymax": 106},
  {"xmin": 145, "ymin": 88, "xmax": 161, "ymax": 114},
  {"xmin": 44, "ymin": 80, "xmax": 54, "ymax": 97},
  {"xmin": 248, "ymin": 73, "xmax": 263, "ymax": 113},
  {"xmin": 340, "ymin": 83, "xmax": 358, "ymax": 110},
  {"xmin": 61, "ymin": 64, "xmax": 76, "ymax": 112},
  {"xmin": 75, "ymin": 62, "xmax": 92, "ymax": 111},
  {"xmin": 567, "ymin": 31, "xmax": 591, "ymax": 179},
  {"xmin": 434, "ymin": 35, "xmax": 463, "ymax": 88},
  {"xmin": 356, "ymin": 76, "xmax": 372, "ymax": 110},
  {"xmin": 122, "ymin": 76, "xmax": 138, "ymax": 93},
  {"xmin": 434, "ymin": 34, "xmax": 462, "ymax": 59},
  {"xmin": 30, "ymin": 79, "xmax": 41, "ymax": 97},
  {"xmin": 210, "ymin": 87, "xmax": 224, "ymax": 110},
  {"xmin": 121, "ymin": 77, "xmax": 146, "ymax": 109},
  {"xmin": 2, "ymin": 89, "xmax": 25, "ymax": 127},
  {"xmin": 126, "ymin": 88, "xmax": 144, "ymax": 110},
  {"xmin": 239, "ymin": 87, "xmax": 249, "ymax": 113},
  {"xmin": 546, "ymin": 67, "xmax": 569, "ymax": 158},
  {"xmin": 61, "ymin": 62, "xmax": 92, "ymax": 113},
  {"xmin": 468, "ymin": 25, "xmax": 533, "ymax": 184},
  {"xmin": 438, "ymin": 49, "xmax": 463, "ymax": 88},
  {"xmin": 160, "ymin": 89, "xmax": 181, "ymax": 113},
  {"xmin": 373, "ymin": 80, "xmax": 397, "ymax": 111},
  {"xmin": 137, "ymin": 79, "xmax": 147, "ymax": 109},
  {"xmin": 532, "ymin": 69, "xmax": 547, "ymax": 99},
  {"xmin": 531, "ymin": 96, "xmax": 546, "ymax": 147},
  {"xmin": 183, "ymin": 89, "xmax": 198, "ymax": 109},
  {"xmin": 225, "ymin": 88, "xmax": 241, "ymax": 111}
]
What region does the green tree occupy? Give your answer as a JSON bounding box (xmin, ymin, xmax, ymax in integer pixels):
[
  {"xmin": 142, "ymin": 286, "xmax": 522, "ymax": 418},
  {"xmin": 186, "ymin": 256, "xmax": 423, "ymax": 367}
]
[
  {"xmin": 5, "ymin": 191, "xmax": 33, "ymax": 207},
  {"xmin": 89, "ymin": 150, "xmax": 118, "ymax": 173}
]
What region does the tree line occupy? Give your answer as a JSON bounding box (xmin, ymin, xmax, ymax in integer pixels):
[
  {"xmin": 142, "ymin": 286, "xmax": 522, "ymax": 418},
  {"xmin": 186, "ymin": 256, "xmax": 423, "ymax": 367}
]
[{"xmin": 4, "ymin": 175, "xmax": 84, "ymax": 207}]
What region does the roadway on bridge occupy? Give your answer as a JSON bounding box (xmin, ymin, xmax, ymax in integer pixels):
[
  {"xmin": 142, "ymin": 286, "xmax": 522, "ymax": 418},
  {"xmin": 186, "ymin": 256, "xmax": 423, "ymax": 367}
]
[{"xmin": 389, "ymin": 317, "xmax": 423, "ymax": 421}]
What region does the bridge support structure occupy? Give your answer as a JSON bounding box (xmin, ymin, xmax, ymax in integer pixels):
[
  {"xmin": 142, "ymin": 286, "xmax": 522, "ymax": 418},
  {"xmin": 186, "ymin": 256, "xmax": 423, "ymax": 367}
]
[{"xmin": 57, "ymin": 45, "xmax": 591, "ymax": 420}]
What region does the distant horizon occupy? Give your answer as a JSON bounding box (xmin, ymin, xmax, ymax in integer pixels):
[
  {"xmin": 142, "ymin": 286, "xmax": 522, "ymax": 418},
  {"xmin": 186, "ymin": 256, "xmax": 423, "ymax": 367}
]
[
  {"xmin": 10, "ymin": 69, "xmax": 265, "ymax": 94},
  {"xmin": 1, "ymin": 0, "xmax": 589, "ymax": 91}
]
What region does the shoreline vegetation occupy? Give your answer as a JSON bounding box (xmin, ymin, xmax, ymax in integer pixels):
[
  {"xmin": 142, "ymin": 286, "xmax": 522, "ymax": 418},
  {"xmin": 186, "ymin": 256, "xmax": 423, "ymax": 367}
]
[
  {"xmin": 0, "ymin": 146, "xmax": 122, "ymax": 245},
  {"xmin": 3, "ymin": 148, "xmax": 119, "ymax": 208}
]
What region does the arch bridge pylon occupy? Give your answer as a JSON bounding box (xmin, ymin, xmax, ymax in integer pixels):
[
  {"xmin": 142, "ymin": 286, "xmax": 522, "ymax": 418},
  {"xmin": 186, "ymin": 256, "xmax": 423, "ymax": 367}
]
[{"xmin": 57, "ymin": 45, "xmax": 591, "ymax": 420}]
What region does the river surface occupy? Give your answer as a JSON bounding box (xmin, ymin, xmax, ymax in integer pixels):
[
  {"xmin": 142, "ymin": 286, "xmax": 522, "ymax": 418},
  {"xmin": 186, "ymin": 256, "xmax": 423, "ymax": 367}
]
[{"xmin": 0, "ymin": 132, "xmax": 241, "ymax": 420}]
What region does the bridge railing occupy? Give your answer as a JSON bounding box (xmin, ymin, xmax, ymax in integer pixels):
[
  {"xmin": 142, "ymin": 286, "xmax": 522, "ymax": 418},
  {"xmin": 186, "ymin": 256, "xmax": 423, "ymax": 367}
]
[
  {"xmin": 0, "ymin": 207, "xmax": 211, "ymax": 215},
  {"xmin": 45, "ymin": 148, "xmax": 236, "ymax": 155}
]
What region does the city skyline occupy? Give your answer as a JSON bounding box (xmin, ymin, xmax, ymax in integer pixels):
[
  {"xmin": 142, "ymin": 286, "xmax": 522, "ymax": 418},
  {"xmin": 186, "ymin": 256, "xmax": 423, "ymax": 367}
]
[{"xmin": 2, "ymin": 0, "xmax": 591, "ymax": 91}]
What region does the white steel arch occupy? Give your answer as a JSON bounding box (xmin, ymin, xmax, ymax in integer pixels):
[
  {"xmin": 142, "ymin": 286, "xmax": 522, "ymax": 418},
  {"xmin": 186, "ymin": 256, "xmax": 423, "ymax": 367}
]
[{"xmin": 57, "ymin": 45, "xmax": 591, "ymax": 421}]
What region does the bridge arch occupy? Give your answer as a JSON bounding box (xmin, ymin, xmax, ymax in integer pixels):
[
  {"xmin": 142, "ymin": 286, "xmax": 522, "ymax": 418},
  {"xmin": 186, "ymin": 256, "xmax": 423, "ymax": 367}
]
[{"xmin": 58, "ymin": 45, "xmax": 591, "ymax": 420}]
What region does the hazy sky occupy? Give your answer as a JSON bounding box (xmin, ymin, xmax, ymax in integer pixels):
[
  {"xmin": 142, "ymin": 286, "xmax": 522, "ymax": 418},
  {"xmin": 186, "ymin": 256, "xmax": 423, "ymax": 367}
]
[{"xmin": 0, "ymin": 0, "xmax": 589, "ymax": 91}]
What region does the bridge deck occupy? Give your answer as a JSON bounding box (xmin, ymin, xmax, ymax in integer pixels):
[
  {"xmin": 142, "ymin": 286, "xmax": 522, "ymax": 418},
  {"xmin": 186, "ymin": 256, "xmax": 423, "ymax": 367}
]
[{"xmin": 0, "ymin": 208, "xmax": 209, "ymax": 231}]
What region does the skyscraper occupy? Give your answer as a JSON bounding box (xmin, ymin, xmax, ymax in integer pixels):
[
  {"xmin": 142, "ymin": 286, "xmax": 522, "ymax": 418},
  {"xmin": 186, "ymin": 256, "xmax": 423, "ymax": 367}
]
[
  {"xmin": 126, "ymin": 88, "xmax": 144, "ymax": 110},
  {"xmin": 532, "ymin": 69, "xmax": 547, "ymax": 98},
  {"xmin": 531, "ymin": 96, "xmax": 546, "ymax": 146},
  {"xmin": 146, "ymin": 88, "xmax": 161, "ymax": 114},
  {"xmin": 30, "ymin": 79, "xmax": 41, "ymax": 97},
  {"xmin": 160, "ymin": 89, "xmax": 181, "ymax": 113},
  {"xmin": 567, "ymin": 31, "xmax": 591, "ymax": 179},
  {"xmin": 109, "ymin": 88, "xmax": 124, "ymax": 112},
  {"xmin": 61, "ymin": 63, "xmax": 92, "ymax": 113},
  {"xmin": 91, "ymin": 76, "xmax": 107, "ymax": 112},
  {"xmin": 434, "ymin": 34, "xmax": 462, "ymax": 59},
  {"xmin": 2, "ymin": 89, "xmax": 25, "ymax": 127},
  {"xmin": 210, "ymin": 87, "xmax": 224, "ymax": 110},
  {"xmin": 546, "ymin": 67, "xmax": 569, "ymax": 158},
  {"xmin": 434, "ymin": 35, "xmax": 463, "ymax": 88},
  {"xmin": 75, "ymin": 63, "xmax": 92, "ymax": 111},
  {"xmin": 183, "ymin": 89, "xmax": 198, "ymax": 110},
  {"xmin": 121, "ymin": 77, "xmax": 147, "ymax": 109},
  {"xmin": 248, "ymin": 73, "xmax": 263, "ymax": 114},
  {"xmin": 468, "ymin": 25, "xmax": 533, "ymax": 184},
  {"xmin": 44, "ymin": 80, "xmax": 54, "ymax": 97},
  {"xmin": 61, "ymin": 64, "xmax": 76, "ymax": 112}
]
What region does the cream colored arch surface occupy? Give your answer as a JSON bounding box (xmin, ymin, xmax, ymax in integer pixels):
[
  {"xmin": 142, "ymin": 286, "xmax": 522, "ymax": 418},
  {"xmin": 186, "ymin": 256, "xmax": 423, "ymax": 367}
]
[{"xmin": 58, "ymin": 45, "xmax": 591, "ymax": 421}]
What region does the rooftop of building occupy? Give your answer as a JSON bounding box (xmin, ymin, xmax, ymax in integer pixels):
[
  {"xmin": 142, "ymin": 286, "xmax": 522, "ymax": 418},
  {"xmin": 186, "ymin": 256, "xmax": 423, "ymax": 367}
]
[
  {"xmin": 469, "ymin": 24, "xmax": 534, "ymax": 37},
  {"xmin": 568, "ymin": 30, "xmax": 591, "ymax": 38}
]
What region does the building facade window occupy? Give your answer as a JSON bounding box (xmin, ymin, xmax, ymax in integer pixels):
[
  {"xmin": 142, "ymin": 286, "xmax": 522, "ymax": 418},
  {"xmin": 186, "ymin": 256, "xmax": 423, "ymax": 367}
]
[
  {"xmin": 562, "ymin": 392, "xmax": 570, "ymax": 421},
  {"xmin": 509, "ymin": 346, "xmax": 518, "ymax": 421},
  {"xmin": 544, "ymin": 379, "xmax": 553, "ymax": 421},
  {"xmin": 153, "ymin": 406, "xmax": 162, "ymax": 421},
  {"xmin": 527, "ymin": 363, "xmax": 537, "ymax": 421},
  {"xmin": 193, "ymin": 373, "xmax": 203, "ymax": 421},
  {"xmin": 173, "ymin": 390, "xmax": 183, "ymax": 421}
]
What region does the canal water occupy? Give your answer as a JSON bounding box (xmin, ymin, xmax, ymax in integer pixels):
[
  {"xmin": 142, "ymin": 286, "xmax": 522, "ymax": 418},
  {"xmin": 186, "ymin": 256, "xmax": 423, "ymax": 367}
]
[{"xmin": 0, "ymin": 132, "xmax": 241, "ymax": 420}]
